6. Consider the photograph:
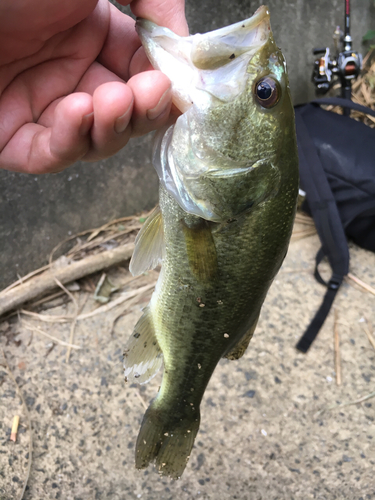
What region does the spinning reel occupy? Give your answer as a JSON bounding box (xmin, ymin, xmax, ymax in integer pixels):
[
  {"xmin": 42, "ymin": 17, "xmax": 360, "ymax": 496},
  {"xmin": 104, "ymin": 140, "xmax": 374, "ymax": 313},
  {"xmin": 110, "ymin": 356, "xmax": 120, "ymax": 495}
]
[{"xmin": 312, "ymin": 0, "xmax": 362, "ymax": 104}]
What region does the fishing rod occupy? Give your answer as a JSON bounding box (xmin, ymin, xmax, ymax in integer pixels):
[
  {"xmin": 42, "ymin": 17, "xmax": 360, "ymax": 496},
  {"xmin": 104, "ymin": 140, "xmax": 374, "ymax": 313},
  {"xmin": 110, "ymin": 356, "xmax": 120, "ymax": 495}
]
[{"xmin": 311, "ymin": 0, "xmax": 362, "ymax": 114}]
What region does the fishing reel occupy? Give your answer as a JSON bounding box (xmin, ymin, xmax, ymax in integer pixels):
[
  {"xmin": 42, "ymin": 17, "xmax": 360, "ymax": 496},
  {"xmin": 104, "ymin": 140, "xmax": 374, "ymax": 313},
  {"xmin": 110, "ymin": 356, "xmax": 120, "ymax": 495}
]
[{"xmin": 312, "ymin": 33, "xmax": 362, "ymax": 95}]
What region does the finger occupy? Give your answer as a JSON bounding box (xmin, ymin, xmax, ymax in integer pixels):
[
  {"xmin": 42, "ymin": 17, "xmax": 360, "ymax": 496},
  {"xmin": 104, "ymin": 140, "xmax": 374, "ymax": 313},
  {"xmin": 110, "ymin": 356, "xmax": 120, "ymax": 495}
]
[
  {"xmin": 128, "ymin": 46, "xmax": 153, "ymax": 76},
  {"xmin": 127, "ymin": 70, "xmax": 173, "ymax": 137},
  {"xmin": 75, "ymin": 61, "xmax": 125, "ymax": 95},
  {"xmin": 0, "ymin": 93, "xmax": 93, "ymax": 173},
  {"xmin": 118, "ymin": 0, "xmax": 189, "ymax": 36},
  {"xmin": 38, "ymin": 65, "xmax": 134, "ymax": 161},
  {"xmin": 50, "ymin": 93, "xmax": 94, "ymax": 165},
  {"xmin": 97, "ymin": 3, "xmax": 142, "ymax": 81},
  {"xmin": 83, "ymin": 81, "xmax": 134, "ymax": 161},
  {"xmin": 37, "ymin": 61, "xmax": 125, "ymax": 128}
]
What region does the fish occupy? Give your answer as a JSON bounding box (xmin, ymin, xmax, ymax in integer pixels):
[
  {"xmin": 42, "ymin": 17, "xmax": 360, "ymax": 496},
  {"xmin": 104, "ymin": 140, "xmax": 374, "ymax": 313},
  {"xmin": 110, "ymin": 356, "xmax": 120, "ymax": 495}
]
[{"xmin": 123, "ymin": 5, "xmax": 299, "ymax": 479}]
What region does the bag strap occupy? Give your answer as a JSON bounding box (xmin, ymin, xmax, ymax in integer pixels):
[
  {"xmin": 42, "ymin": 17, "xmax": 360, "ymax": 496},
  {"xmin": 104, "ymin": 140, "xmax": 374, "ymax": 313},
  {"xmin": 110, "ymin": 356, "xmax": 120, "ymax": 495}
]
[
  {"xmin": 294, "ymin": 110, "xmax": 350, "ymax": 353},
  {"xmin": 311, "ymin": 97, "xmax": 375, "ymax": 118}
]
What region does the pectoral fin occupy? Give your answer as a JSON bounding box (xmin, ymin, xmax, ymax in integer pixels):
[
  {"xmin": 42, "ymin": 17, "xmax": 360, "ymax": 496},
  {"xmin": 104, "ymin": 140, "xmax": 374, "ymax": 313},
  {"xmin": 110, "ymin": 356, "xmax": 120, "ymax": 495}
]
[
  {"xmin": 129, "ymin": 205, "xmax": 164, "ymax": 276},
  {"xmin": 181, "ymin": 218, "xmax": 218, "ymax": 283}
]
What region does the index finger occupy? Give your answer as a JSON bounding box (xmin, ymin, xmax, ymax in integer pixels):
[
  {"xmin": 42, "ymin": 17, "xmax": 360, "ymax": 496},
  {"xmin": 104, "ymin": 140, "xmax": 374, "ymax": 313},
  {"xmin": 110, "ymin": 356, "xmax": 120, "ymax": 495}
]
[{"xmin": 117, "ymin": 0, "xmax": 188, "ymax": 36}]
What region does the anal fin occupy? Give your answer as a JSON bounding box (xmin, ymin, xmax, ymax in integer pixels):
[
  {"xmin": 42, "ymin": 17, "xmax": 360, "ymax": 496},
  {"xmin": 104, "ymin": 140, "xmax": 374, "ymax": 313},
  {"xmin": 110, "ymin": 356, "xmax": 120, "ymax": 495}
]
[
  {"xmin": 129, "ymin": 205, "xmax": 164, "ymax": 276},
  {"xmin": 123, "ymin": 306, "xmax": 163, "ymax": 384}
]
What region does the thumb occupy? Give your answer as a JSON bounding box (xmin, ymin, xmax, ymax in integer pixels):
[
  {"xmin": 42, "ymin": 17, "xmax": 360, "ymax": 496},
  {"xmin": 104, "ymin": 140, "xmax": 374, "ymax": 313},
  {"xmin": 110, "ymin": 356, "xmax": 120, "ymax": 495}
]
[{"xmin": 117, "ymin": 0, "xmax": 189, "ymax": 36}]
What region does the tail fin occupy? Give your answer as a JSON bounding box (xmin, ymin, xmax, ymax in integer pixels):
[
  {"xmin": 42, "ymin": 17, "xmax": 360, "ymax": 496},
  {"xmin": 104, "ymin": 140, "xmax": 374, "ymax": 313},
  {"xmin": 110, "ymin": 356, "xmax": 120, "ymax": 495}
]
[{"xmin": 135, "ymin": 401, "xmax": 200, "ymax": 479}]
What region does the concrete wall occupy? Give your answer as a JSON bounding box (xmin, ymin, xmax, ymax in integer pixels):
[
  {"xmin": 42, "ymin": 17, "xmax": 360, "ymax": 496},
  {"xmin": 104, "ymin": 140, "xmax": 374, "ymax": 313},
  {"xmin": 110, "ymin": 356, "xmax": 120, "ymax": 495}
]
[
  {"xmin": 0, "ymin": 136, "xmax": 159, "ymax": 289},
  {"xmin": 1, "ymin": 0, "xmax": 374, "ymax": 289}
]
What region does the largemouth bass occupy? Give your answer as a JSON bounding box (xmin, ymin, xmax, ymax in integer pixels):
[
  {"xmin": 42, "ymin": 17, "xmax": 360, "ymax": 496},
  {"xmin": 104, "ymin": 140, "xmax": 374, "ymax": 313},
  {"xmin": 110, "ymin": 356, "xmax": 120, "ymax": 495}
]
[{"xmin": 124, "ymin": 5, "xmax": 299, "ymax": 479}]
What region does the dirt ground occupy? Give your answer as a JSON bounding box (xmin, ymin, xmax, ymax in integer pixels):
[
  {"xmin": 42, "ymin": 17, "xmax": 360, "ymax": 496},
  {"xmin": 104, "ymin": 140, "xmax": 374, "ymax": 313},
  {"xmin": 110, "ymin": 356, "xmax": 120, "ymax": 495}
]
[{"xmin": 1, "ymin": 231, "xmax": 374, "ymax": 500}]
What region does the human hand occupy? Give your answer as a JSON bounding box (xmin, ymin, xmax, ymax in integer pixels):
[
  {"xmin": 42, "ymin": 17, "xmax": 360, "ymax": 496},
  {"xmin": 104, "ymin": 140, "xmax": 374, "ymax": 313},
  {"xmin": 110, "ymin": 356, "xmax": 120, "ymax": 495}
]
[{"xmin": 0, "ymin": 0, "xmax": 188, "ymax": 174}]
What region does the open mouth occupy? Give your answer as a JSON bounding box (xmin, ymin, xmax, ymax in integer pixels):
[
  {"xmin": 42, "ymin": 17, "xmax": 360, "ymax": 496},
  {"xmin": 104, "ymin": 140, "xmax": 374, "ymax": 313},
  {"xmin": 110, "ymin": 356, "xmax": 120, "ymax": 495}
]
[{"xmin": 136, "ymin": 6, "xmax": 271, "ymax": 111}]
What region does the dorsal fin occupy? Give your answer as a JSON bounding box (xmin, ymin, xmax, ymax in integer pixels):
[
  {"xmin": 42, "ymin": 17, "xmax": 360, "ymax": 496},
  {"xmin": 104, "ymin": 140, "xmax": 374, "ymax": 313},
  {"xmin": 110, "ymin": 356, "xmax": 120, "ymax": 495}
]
[{"xmin": 129, "ymin": 205, "xmax": 164, "ymax": 277}]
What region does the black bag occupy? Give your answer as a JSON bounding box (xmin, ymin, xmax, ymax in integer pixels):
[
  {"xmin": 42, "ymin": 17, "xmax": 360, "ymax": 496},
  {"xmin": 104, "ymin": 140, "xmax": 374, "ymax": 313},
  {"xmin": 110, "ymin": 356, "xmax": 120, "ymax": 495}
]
[{"xmin": 294, "ymin": 97, "xmax": 375, "ymax": 353}]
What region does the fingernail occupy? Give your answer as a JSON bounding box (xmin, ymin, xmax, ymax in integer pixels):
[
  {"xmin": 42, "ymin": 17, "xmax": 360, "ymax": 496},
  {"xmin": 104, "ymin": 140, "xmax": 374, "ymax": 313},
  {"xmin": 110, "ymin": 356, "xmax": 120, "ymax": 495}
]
[
  {"xmin": 115, "ymin": 100, "xmax": 133, "ymax": 134},
  {"xmin": 146, "ymin": 86, "xmax": 172, "ymax": 121},
  {"xmin": 80, "ymin": 112, "xmax": 94, "ymax": 136}
]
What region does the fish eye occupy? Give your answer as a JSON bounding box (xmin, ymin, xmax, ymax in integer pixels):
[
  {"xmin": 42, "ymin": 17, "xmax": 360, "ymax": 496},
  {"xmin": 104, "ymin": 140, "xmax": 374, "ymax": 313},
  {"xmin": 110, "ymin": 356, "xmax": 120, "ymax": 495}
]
[{"xmin": 254, "ymin": 76, "xmax": 280, "ymax": 108}]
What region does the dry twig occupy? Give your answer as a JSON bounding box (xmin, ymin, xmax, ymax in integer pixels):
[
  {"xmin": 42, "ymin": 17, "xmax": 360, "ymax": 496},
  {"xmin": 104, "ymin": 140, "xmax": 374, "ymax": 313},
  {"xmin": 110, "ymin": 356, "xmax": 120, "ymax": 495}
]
[
  {"xmin": 134, "ymin": 390, "xmax": 148, "ymax": 410},
  {"xmin": 1, "ymin": 265, "xmax": 51, "ymax": 296},
  {"xmin": 10, "ymin": 415, "xmax": 20, "ymax": 442},
  {"xmin": 53, "ymin": 276, "xmax": 78, "ymax": 311},
  {"xmin": 48, "ymin": 211, "xmax": 149, "ymax": 263},
  {"xmin": 292, "ymin": 213, "xmax": 317, "ymax": 241},
  {"xmin": 363, "ymin": 321, "xmax": 375, "ymax": 351},
  {"xmin": 67, "ymin": 226, "xmax": 140, "ymax": 258},
  {"xmin": 22, "ymin": 322, "xmax": 81, "ymax": 349},
  {"xmin": 77, "ymin": 283, "xmax": 155, "ymax": 320},
  {"xmin": 316, "ymin": 391, "xmax": 375, "ymax": 416},
  {"xmin": 346, "ymin": 272, "xmax": 375, "ymax": 297},
  {"xmin": 85, "ymin": 212, "xmax": 150, "ymax": 243},
  {"xmin": 291, "ymin": 229, "xmax": 317, "ymax": 241},
  {"xmin": 20, "ymin": 310, "xmax": 72, "ymax": 323},
  {"xmin": 19, "ymin": 276, "xmax": 156, "ymax": 326},
  {"xmin": 26, "ymin": 290, "xmax": 66, "ymax": 310},
  {"xmin": 0, "ymin": 243, "xmax": 135, "ymax": 318},
  {"xmin": 294, "ymin": 213, "xmax": 316, "ymax": 226},
  {"xmin": 66, "ymin": 294, "xmax": 90, "ymax": 363}
]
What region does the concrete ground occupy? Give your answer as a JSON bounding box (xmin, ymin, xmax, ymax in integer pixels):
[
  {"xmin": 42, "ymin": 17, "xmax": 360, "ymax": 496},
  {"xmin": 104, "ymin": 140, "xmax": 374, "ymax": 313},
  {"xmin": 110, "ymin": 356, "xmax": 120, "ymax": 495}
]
[{"xmin": 1, "ymin": 230, "xmax": 375, "ymax": 500}]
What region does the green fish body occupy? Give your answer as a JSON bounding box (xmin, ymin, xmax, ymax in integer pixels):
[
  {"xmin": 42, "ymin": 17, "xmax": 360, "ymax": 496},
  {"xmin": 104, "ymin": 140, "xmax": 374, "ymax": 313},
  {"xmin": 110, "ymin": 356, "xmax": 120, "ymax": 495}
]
[{"xmin": 124, "ymin": 6, "xmax": 299, "ymax": 479}]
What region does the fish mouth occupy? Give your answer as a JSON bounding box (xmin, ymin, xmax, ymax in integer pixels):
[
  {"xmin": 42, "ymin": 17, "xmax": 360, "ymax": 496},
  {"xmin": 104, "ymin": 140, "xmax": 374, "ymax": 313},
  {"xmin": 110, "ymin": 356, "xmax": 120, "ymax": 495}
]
[
  {"xmin": 136, "ymin": 6, "xmax": 271, "ymax": 111},
  {"xmin": 190, "ymin": 6, "xmax": 270, "ymax": 70},
  {"xmin": 136, "ymin": 6, "xmax": 270, "ymax": 49}
]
